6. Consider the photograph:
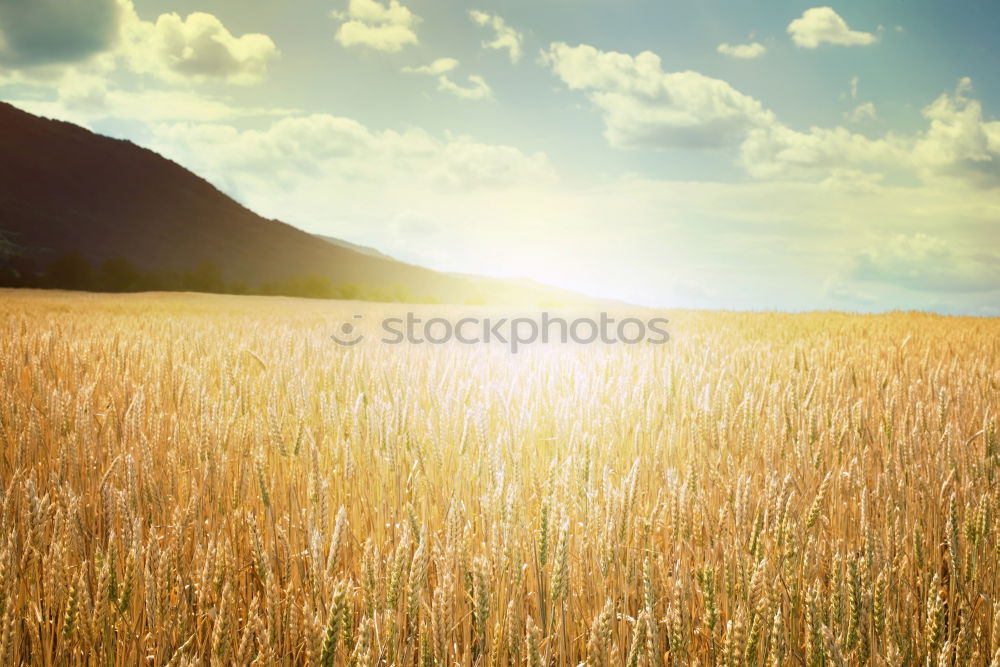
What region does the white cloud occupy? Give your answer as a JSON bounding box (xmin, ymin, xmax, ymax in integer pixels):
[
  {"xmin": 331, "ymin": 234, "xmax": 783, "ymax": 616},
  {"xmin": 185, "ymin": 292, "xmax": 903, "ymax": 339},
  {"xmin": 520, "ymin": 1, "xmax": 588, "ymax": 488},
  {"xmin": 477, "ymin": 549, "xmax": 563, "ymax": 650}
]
[
  {"xmin": 121, "ymin": 6, "xmax": 278, "ymax": 84},
  {"xmin": 333, "ymin": 0, "xmax": 419, "ymax": 53},
  {"xmin": 788, "ymin": 7, "xmax": 877, "ymax": 48},
  {"xmin": 845, "ymin": 102, "xmax": 877, "ymax": 123},
  {"xmin": 543, "ymin": 43, "xmax": 1000, "ymax": 191},
  {"xmin": 401, "ymin": 57, "xmax": 492, "ymax": 101},
  {"xmin": 739, "ymin": 123, "xmax": 901, "ymax": 179},
  {"xmin": 437, "ymin": 74, "xmax": 493, "ymax": 101},
  {"xmin": 469, "ymin": 10, "xmax": 523, "ymax": 63},
  {"xmin": 542, "ymin": 42, "xmax": 774, "ymax": 149},
  {"xmin": 402, "ymin": 57, "xmax": 458, "ymax": 75},
  {"xmin": 541, "ymin": 41, "xmax": 897, "ymax": 181},
  {"xmin": 0, "ymin": 0, "xmax": 289, "ymax": 123},
  {"xmin": 0, "ymin": 0, "xmax": 278, "ymax": 85},
  {"xmin": 150, "ymin": 114, "xmax": 554, "ymax": 196},
  {"xmin": 746, "ymin": 78, "xmax": 1000, "ymax": 186},
  {"xmin": 853, "ymin": 233, "xmax": 1000, "ymax": 292},
  {"xmin": 717, "ymin": 42, "xmax": 766, "ymax": 59},
  {"xmin": 0, "ymin": 1, "xmax": 285, "ymax": 124},
  {"xmin": 849, "ymin": 75, "xmax": 859, "ymax": 98},
  {"xmin": 913, "ymin": 79, "xmax": 1000, "ymax": 186}
]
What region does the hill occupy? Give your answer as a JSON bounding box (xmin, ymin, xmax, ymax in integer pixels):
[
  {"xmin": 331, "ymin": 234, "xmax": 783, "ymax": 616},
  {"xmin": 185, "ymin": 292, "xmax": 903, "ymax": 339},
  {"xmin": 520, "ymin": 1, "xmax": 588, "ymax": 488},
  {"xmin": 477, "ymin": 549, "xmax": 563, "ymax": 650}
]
[{"xmin": 0, "ymin": 102, "xmax": 600, "ymax": 306}]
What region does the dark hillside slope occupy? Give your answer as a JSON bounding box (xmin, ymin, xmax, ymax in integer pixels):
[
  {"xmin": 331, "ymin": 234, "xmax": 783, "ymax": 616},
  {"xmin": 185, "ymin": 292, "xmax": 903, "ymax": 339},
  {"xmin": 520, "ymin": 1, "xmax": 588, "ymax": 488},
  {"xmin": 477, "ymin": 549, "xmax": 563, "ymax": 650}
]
[{"xmin": 0, "ymin": 102, "xmax": 600, "ymax": 305}]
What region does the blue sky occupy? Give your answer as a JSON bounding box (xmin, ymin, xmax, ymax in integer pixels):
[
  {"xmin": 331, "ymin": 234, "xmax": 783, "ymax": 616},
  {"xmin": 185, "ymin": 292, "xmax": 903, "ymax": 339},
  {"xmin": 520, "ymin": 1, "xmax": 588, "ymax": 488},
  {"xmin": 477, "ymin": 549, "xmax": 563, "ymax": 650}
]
[{"xmin": 1, "ymin": 0, "xmax": 999, "ymax": 313}]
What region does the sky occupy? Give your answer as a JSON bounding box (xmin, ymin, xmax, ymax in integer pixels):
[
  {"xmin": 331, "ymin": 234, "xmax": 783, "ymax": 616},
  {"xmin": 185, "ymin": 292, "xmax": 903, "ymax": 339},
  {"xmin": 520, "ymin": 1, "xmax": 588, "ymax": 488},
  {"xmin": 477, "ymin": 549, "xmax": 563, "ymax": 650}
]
[{"xmin": 1, "ymin": 0, "xmax": 999, "ymax": 314}]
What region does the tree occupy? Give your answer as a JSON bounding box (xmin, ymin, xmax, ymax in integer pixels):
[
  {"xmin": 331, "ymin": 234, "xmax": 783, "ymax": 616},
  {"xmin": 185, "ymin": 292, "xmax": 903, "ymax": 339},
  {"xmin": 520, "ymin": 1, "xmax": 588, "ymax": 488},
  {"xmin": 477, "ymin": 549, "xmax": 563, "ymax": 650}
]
[
  {"xmin": 333, "ymin": 282, "xmax": 361, "ymax": 300},
  {"xmin": 183, "ymin": 260, "xmax": 224, "ymax": 293},
  {"xmin": 99, "ymin": 256, "xmax": 141, "ymax": 292},
  {"xmin": 46, "ymin": 252, "xmax": 94, "ymax": 290}
]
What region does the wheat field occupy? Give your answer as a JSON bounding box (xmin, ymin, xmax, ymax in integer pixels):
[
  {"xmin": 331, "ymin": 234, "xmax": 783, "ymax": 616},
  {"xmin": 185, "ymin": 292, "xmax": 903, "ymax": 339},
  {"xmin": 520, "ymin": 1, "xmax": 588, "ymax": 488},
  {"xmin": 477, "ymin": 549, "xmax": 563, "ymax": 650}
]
[{"xmin": 0, "ymin": 289, "xmax": 998, "ymax": 666}]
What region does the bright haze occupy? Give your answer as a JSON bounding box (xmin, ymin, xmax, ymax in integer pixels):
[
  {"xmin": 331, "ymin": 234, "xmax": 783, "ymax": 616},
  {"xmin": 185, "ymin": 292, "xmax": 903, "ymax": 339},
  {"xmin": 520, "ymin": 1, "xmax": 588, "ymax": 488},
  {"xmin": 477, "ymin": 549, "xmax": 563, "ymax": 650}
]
[{"xmin": 2, "ymin": 0, "xmax": 998, "ymax": 314}]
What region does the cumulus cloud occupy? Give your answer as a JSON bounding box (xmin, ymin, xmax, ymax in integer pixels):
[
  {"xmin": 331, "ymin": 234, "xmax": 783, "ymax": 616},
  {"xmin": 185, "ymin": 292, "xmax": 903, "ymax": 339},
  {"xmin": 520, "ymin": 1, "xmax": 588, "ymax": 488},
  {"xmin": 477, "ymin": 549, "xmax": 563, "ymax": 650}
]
[
  {"xmin": 469, "ymin": 10, "xmax": 523, "ymax": 63},
  {"xmin": 0, "ymin": 0, "xmax": 121, "ymax": 66},
  {"xmin": 542, "ymin": 42, "xmax": 774, "ymax": 149},
  {"xmin": 543, "ymin": 42, "xmax": 1000, "ymax": 191},
  {"xmin": 542, "ymin": 41, "xmax": 898, "ymax": 180},
  {"xmin": 150, "ymin": 114, "xmax": 554, "ymax": 196},
  {"xmin": 744, "ymin": 78, "xmax": 1000, "ymax": 185},
  {"xmin": 333, "ymin": 0, "xmax": 419, "ymax": 53},
  {"xmin": 717, "ymin": 42, "xmax": 766, "ymax": 59},
  {"xmin": 853, "ymin": 233, "xmax": 1000, "ymax": 292},
  {"xmin": 0, "ymin": 0, "xmax": 278, "ymax": 85},
  {"xmin": 437, "ymin": 74, "xmax": 493, "ymax": 101},
  {"xmin": 788, "ymin": 7, "xmax": 877, "ymax": 48},
  {"xmin": 913, "ymin": 79, "xmax": 1000, "ymax": 187},
  {"xmin": 739, "ymin": 124, "xmax": 900, "ymax": 179},
  {"xmin": 402, "ymin": 57, "xmax": 458, "ymax": 75},
  {"xmin": 121, "ymin": 8, "xmax": 278, "ymax": 84}
]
